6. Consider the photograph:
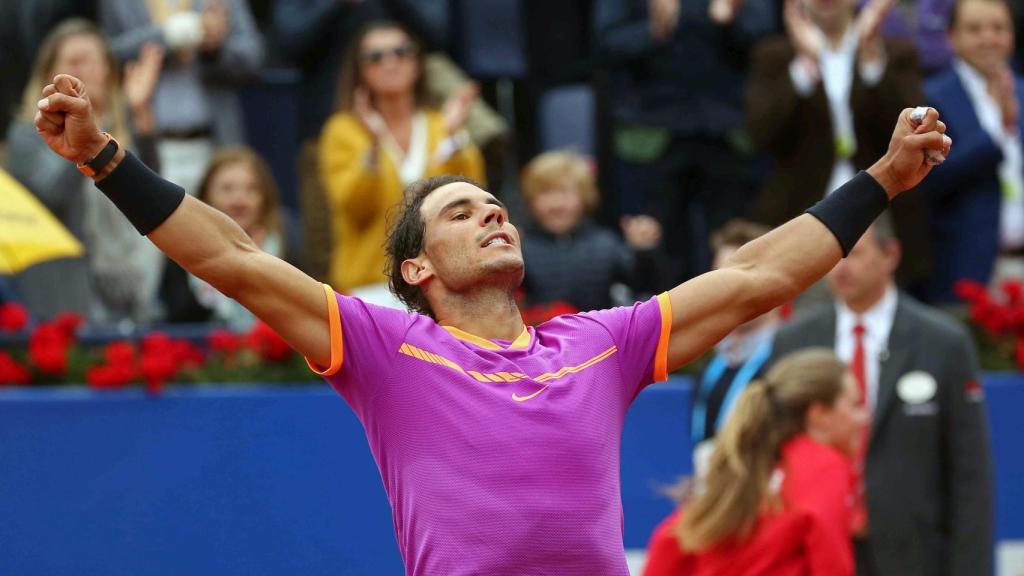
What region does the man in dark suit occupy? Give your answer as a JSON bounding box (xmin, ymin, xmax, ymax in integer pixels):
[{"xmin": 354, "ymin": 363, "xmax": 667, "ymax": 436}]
[
  {"xmin": 747, "ymin": 0, "xmax": 931, "ymax": 285},
  {"xmin": 772, "ymin": 214, "xmax": 994, "ymax": 576},
  {"xmin": 919, "ymin": 0, "xmax": 1024, "ymax": 303}
]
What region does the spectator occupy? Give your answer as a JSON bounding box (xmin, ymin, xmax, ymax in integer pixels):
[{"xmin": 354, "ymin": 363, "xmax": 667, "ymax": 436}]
[
  {"xmin": 319, "ymin": 20, "xmax": 484, "ymax": 304},
  {"xmin": 273, "ymin": 1, "xmax": 505, "ymax": 281},
  {"xmin": 919, "ymin": 0, "xmax": 1023, "ymax": 303},
  {"xmin": 594, "ymin": 0, "xmax": 777, "ymax": 283},
  {"xmin": 644, "ymin": 349, "xmax": 866, "ymax": 576},
  {"xmin": 5, "ymin": 19, "xmax": 163, "ymax": 324},
  {"xmin": 0, "ymin": 0, "xmax": 97, "ymax": 148},
  {"xmin": 160, "ymin": 146, "xmax": 292, "ymax": 329},
  {"xmin": 747, "ymin": 0, "xmax": 931, "ymax": 287},
  {"xmin": 771, "ymin": 215, "xmax": 994, "ymax": 576},
  {"xmin": 519, "ymin": 150, "xmax": 668, "ymax": 312},
  {"xmin": 690, "ymin": 220, "xmax": 780, "ymax": 448},
  {"xmin": 98, "ymin": 0, "xmax": 265, "ymax": 195}
]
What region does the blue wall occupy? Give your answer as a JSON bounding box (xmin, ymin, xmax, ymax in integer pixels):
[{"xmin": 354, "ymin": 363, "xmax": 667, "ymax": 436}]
[{"xmin": 0, "ymin": 377, "xmax": 1019, "ymax": 575}]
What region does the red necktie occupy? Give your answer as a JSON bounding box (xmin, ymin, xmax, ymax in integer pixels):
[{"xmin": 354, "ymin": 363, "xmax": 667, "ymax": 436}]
[{"xmin": 850, "ymin": 323, "xmax": 870, "ymax": 535}]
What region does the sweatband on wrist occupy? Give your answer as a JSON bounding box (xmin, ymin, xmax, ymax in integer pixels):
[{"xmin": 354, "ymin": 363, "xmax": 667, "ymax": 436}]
[
  {"xmin": 805, "ymin": 171, "xmax": 889, "ymax": 256},
  {"xmin": 95, "ymin": 151, "xmax": 186, "ymax": 236}
]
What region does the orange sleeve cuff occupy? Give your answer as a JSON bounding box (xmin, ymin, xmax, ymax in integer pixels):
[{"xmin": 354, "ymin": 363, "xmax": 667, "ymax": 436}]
[
  {"xmin": 306, "ymin": 283, "xmax": 344, "ymax": 377},
  {"xmin": 654, "ymin": 292, "xmax": 673, "ymax": 382}
]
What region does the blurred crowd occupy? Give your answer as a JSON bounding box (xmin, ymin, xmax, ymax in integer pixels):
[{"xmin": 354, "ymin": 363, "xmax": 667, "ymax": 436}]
[{"xmin": 1, "ymin": 0, "xmax": 1023, "ymax": 329}]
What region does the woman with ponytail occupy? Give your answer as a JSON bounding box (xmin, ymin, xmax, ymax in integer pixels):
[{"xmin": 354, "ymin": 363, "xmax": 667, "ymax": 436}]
[{"xmin": 643, "ymin": 349, "xmax": 869, "ymax": 576}]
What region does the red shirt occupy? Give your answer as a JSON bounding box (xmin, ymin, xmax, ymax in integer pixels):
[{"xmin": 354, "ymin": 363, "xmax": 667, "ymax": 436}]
[{"xmin": 643, "ymin": 435, "xmax": 855, "ymax": 576}]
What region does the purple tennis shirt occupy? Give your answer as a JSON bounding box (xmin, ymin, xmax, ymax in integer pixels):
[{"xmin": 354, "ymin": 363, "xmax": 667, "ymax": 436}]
[{"xmin": 307, "ymin": 285, "xmax": 672, "ymax": 575}]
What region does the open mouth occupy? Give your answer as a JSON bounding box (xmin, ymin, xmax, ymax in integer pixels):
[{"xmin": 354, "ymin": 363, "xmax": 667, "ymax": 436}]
[{"xmin": 480, "ymin": 232, "xmax": 513, "ymax": 248}]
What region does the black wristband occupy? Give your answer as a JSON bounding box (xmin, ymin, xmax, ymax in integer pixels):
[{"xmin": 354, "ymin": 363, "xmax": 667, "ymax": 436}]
[
  {"xmin": 95, "ymin": 151, "xmax": 186, "ymax": 236},
  {"xmin": 805, "ymin": 171, "xmax": 890, "ymax": 256}
]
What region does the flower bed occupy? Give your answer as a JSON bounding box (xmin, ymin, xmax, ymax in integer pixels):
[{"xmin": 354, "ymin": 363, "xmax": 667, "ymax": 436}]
[{"xmin": 0, "ymin": 303, "xmax": 317, "ymax": 389}]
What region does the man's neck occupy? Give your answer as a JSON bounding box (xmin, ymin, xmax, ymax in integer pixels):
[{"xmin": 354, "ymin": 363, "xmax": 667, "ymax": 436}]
[{"xmin": 434, "ymin": 288, "xmax": 525, "ymax": 342}]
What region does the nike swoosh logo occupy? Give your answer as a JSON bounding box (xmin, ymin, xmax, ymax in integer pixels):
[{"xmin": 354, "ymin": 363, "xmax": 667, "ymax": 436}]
[{"xmin": 511, "ymin": 386, "xmax": 549, "ymax": 402}]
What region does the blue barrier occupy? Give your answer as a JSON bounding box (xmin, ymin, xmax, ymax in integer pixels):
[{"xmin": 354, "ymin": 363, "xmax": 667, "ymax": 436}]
[{"xmin": 0, "ymin": 376, "xmax": 1019, "ymax": 575}]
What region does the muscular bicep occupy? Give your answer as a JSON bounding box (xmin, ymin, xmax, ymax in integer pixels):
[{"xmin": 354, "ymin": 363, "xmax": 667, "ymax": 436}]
[
  {"xmin": 664, "ymin": 268, "xmax": 761, "ymax": 371},
  {"xmin": 230, "ymin": 250, "xmax": 333, "ymax": 367}
]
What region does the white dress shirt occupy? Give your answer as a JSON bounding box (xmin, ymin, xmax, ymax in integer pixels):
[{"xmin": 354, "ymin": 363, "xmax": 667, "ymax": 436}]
[
  {"xmin": 834, "ymin": 284, "xmax": 898, "ymax": 411},
  {"xmin": 789, "ymin": 27, "xmax": 888, "ymax": 196},
  {"xmin": 953, "ymin": 58, "xmax": 1024, "ymax": 249}
]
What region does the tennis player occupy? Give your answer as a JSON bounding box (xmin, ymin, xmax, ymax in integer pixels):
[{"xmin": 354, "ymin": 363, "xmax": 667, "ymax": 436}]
[{"xmin": 34, "ymin": 74, "xmax": 950, "ymax": 575}]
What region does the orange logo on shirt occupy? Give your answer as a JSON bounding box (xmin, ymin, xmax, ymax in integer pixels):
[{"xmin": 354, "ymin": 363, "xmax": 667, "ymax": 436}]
[{"xmin": 398, "ymin": 343, "xmax": 618, "ymax": 402}]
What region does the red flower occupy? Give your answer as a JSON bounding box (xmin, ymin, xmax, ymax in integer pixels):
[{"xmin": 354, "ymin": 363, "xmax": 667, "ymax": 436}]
[
  {"xmin": 954, "ymin": 279, "xmax": 989, "ymax": 303},
  {"xmin": 52, "ymin": 312, "xmax": 83, "ymax": 338},
  {"xmin": 86, "ymin": 365, "xmax": 134, "ymax": 389},
  {"xmin": 104, "ymin": 341, "xmax": 137, "ymax": 366},
  {"xmin": 141, "ymin": 331, "xmax": 172, "ymax": 354},
  {"xmin": 0, "ymin": 352, "xmax": 31, "ymax": 385},
  {"xmin": 246, "ymin": 321, "xmax": 293, "ymax": 362},
  {"xmin": 140, "ymin": 352, "xmax": 176, "ymax": 394},
  {"xmin": 208, "ymin": 329, "xmax": 242, "ymax": 355},
  {"xmin": 0, "ymin": 303, "xmax": 29, "ymax": 332},
  {"xmin": 1002, "ymin": 279, "xmax": 1024, "ymax": 306}
]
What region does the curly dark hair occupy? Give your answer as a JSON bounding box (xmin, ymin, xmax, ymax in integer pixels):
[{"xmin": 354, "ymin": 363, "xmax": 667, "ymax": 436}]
[{"xmin": 386, "ymin": 175, "xmax": 482, "ymax": 318}]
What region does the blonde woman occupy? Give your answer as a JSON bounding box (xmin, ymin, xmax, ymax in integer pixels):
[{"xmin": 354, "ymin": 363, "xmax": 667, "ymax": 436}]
[
  {"xmin": 644, "ymin": 349, "xmax": 868, "ymax": 576},
  {"xmin": 319, "ymin": 20, "xmax": 484, "ymax": 300},
  {"xmin": 5, "ymin": 19, "xmax": 163, "ymax": 323}
]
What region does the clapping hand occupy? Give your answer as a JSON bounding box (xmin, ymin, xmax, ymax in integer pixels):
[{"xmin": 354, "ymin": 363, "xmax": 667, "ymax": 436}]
[
  {"xmin": 621, "ymin": 215, "xmax": 663, "ymax": 251},
  {"xmin": 856, "ymin": 0, "xmax": 894, "ymax": 64},
  {"xmin": 123, "ymin": 43, "xmax": 165, "ymax": 133},
  {"xmin": 649, "ymin": 0, "xmax": 680, "ymax": 42},
  {"xmin": 784, "ymin": 0, "xmax": 822, "ymax": 61},
  {"xmin": 353, "ymin": 87, "xmax": 386, "ymax": 141},
  {"xmin": 442, "ymin": 83, "xmax": 479, "ymax": 136}
]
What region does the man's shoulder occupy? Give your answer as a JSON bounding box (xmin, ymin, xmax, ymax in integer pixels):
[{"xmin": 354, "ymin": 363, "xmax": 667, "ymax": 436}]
[{"xmin": 897, "ymin": 295, "xmax": 972, "ymax": 348}]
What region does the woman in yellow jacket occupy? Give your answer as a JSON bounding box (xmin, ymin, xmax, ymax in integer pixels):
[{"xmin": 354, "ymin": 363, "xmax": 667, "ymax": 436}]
[{"xmin": 319, "ymin": 20, "xmax": 485, "ymax": 300}]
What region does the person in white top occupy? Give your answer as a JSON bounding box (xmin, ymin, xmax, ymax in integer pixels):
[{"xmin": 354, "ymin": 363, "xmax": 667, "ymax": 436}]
[
  {"xmin": 771, "ymin": 213, "xmax": 995, "ymax": 576},
  {"xmin": 919, "ymin": 0, "xmax": 1024, "ymax": 303},
  {"xmin": 748, "ymin": 0, "xmax": 933, "ymax": 287}
]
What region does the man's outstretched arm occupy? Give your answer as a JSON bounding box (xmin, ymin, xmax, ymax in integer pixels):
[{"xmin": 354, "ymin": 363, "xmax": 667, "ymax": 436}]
[
  {"xmin": 35, "ymin": 74, "xmax": 332, "ymax": 367},
  {"xmin": 662, "ymin": 107, "xmax": 950, "ymax": 372}
]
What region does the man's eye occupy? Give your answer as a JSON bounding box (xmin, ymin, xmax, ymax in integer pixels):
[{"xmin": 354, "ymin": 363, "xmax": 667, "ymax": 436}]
[{"xmin": 453, "ymin": 213, "xmax": 468, "ymax": 220}]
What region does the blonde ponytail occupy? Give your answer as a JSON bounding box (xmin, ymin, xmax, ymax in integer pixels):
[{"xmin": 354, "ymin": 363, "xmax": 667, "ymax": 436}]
[{"xmin": 678, "ymin": 348, "xmax": 846, "ymax": 551}]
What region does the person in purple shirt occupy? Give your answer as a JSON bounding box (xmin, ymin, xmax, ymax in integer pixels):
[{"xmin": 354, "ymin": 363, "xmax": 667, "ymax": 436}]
[{"xmin": 33, "ymin": 72, "xmax": 950, "ymax": 575}]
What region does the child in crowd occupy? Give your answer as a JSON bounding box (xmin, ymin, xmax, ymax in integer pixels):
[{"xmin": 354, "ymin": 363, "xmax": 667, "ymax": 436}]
[{"xmin": 519, "ymin": 150, "xmax": 668, "ymax": 311}]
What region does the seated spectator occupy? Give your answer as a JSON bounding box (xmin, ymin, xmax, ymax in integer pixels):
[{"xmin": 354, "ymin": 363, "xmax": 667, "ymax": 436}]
[
  {"xmin": 160, "ymin": 147, "xmax": 292, "ymax": 329},
  {"xmin": 319, "ymin": 20, "xmax": 484, "ymax": 303},
  {"xmin": 5, "ymin": 19, "xmax": 163, "ymax": 324},
  {"xmin": 643, "ymin": 349, "xmax": 866, "ymax": 576},
  {"xmin": 99, "ymin": 0, "xmax": 265, "ymax": 195},
  {"xmin": 747, "ymin": 0, "xmax": 931, "ymax": 287},
  {"xmin": 691, "ymin": 220, "xmax": 781, "ymax": 450},
  {"xmin": 519, "ymin": 150, "xmax": 668, "ymax": 312},
  {"xmin": 919, "ymin": 0, "xmax": 1024, "ymax": 303}
]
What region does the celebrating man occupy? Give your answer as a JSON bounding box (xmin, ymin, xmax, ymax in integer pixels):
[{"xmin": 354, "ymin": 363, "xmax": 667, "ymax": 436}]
[{"xmin": 34, "ymin": 74, "xmax": 949, "ymax": 575}]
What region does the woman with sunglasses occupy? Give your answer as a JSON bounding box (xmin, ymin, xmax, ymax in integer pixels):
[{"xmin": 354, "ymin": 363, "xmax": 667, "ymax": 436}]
[
  {"xmin": 319, "ymin": 20, "xmax": 484, "ymax": 305},
  {"xmin": 643, "ymin": 348, "xmax": 869, "ymax": 575}
]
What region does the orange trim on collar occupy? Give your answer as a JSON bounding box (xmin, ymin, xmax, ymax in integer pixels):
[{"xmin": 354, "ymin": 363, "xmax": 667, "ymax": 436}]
[
  {"xmin": 442, "ymin": 325, "xmax": 531, "ymax": 351},
  {"xmin": 306, "ymin": 283, "xmax": 344, "ymax": 376}
]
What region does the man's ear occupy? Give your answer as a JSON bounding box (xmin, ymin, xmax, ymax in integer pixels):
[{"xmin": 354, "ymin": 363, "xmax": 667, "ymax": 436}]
[{"xmin": 401, "ymin": 256, "xmax": 433, "ymax": 287}]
